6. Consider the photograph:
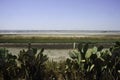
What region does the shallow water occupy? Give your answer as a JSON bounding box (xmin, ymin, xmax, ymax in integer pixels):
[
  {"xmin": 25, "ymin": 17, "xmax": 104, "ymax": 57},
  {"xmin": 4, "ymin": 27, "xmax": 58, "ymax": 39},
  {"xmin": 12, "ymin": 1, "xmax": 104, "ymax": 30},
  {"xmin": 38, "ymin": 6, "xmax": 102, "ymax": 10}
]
[{"xmin": 0, "ymin": 30, "xmax": 120, "ymax": 35}]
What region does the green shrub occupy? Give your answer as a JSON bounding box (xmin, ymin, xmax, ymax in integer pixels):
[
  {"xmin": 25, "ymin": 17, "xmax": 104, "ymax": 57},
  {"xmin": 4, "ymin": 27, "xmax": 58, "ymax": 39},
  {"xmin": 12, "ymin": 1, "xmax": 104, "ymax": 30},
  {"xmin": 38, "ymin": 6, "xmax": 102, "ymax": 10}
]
[
  {"xmin": 0, "ymin": 42, "xmax": 120, "ymax": 80},
  {"xmin": 0, "ymin": 48, "xmax": 17, "ymax": 80},
  {"xmin": 17, "ymin": 43, "xmax": 48, "ymax": 80}
]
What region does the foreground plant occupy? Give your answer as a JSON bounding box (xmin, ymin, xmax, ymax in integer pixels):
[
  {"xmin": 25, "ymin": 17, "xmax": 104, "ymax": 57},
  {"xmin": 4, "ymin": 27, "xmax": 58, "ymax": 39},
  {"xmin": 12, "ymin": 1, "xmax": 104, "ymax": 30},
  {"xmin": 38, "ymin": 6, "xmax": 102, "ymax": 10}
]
[
  {"xmin": 0, "ymin": 42, "xmax": 120, "ymax": 80},
  {"xmin": 17, "ymin": 43, "xmax": 48, "ymax": 80},
  {"xmin": 66, "ymin": 42, "xmax": 120, "ymax": 80},
  {"xmin": 0, "ymin": 48, "xmax": 18, "ymax": 80}
]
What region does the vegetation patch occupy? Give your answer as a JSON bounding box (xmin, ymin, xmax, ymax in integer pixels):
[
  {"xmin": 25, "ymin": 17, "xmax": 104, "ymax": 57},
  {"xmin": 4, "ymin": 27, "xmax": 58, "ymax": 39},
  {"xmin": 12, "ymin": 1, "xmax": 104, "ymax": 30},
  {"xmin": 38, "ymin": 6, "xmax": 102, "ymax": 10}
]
[
  {"xmin": 0, "ymin": 42, "xmax": 120, "ymax": 80},
  {"xmin": 0, "ymin": 34, "xmax": 120, "ymax": 43}
]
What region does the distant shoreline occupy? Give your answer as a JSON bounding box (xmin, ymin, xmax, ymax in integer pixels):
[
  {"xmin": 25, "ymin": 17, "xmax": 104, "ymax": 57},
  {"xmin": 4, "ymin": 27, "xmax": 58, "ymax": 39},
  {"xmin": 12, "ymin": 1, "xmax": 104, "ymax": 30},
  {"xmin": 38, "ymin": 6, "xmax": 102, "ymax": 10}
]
[
  {"xmin": 0, "ymin": 31, "xmax": 120, "ymax": 48},
  {"xmin": 0, "ymin": 30, "xmax": 120, "ymax": 35}
]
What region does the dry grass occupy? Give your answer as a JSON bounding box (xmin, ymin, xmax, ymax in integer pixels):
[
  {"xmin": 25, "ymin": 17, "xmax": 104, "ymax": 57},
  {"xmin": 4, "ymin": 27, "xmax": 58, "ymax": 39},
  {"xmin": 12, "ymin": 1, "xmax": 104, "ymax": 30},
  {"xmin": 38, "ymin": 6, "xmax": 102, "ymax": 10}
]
[{"xmin": 0, "ymin": 34, "xmax": 120, "ymax": 43}]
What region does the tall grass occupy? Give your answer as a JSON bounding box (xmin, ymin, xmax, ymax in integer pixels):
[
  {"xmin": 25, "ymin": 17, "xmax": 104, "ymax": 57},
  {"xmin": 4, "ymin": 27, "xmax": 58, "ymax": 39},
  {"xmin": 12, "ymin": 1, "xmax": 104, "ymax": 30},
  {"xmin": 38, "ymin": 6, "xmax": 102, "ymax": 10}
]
[{"xmin": 0, "ymin": 34, "xmax": 120, "ymax": 43}]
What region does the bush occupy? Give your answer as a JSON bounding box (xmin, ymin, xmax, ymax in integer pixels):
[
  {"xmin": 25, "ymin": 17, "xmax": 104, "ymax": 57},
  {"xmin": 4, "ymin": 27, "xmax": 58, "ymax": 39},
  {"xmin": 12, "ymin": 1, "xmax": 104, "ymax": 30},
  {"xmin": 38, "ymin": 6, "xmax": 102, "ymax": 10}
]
[{"xmin": 0, "ymin": 42, "xmax": 120, "ymax": 80}]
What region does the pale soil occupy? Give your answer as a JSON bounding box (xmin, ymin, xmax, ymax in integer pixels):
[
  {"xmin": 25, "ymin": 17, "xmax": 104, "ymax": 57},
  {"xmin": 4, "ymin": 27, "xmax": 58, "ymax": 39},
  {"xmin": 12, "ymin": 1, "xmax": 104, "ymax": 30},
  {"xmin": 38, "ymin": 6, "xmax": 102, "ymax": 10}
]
[
  {"xmin": 6, "ymin": 47, "xmax": 71, "ymax": 61},
  {"xmin": 3, "ymin": 47, "xmax": 93, "ymax": 61}
]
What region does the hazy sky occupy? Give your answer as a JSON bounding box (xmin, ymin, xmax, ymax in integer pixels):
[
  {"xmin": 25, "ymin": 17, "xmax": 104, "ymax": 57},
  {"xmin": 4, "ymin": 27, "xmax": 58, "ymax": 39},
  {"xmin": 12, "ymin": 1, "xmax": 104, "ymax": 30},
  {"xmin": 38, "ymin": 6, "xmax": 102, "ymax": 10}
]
[{"xmin": 0, "ymin": 0, "xmax": 120, "ymax": 30}]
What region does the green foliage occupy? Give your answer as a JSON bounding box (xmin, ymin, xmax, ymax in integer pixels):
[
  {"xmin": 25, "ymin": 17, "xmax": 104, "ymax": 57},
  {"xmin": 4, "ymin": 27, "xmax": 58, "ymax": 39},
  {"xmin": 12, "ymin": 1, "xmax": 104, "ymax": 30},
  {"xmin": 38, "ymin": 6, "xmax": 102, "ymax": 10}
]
[
  {"xmin": 0, "ymin": 43, "xmax": 48, "ymax": 80},
  {"xmin": 0, "ymin": 48, "xmax": 18, "ymax": 80},
  {"xmin": 17, "ymin": 43, "xmax": 48, "ymax": 80},
  {"xmin": 67, "ymin": 42, "xmax": 120, "ymax": 80},
  {"xmin": 0, "ymin": 42, "xmax": 120, "ymax": 80},
  {"xmin": 64, "ymin": 43, "xmax": 90, "ymax": 80},
  {"xmin": 78, "ymin": 43, "xmax": 89, "ymax": 59}
]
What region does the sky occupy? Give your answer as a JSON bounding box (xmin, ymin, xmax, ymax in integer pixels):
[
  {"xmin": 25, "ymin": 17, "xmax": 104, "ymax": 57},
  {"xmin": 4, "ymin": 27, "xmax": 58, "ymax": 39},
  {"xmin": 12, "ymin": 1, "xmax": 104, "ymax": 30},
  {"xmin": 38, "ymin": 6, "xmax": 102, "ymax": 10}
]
[{"xmin": 0, "ymin": 0, "xmax": 120, "ymax": 30}]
